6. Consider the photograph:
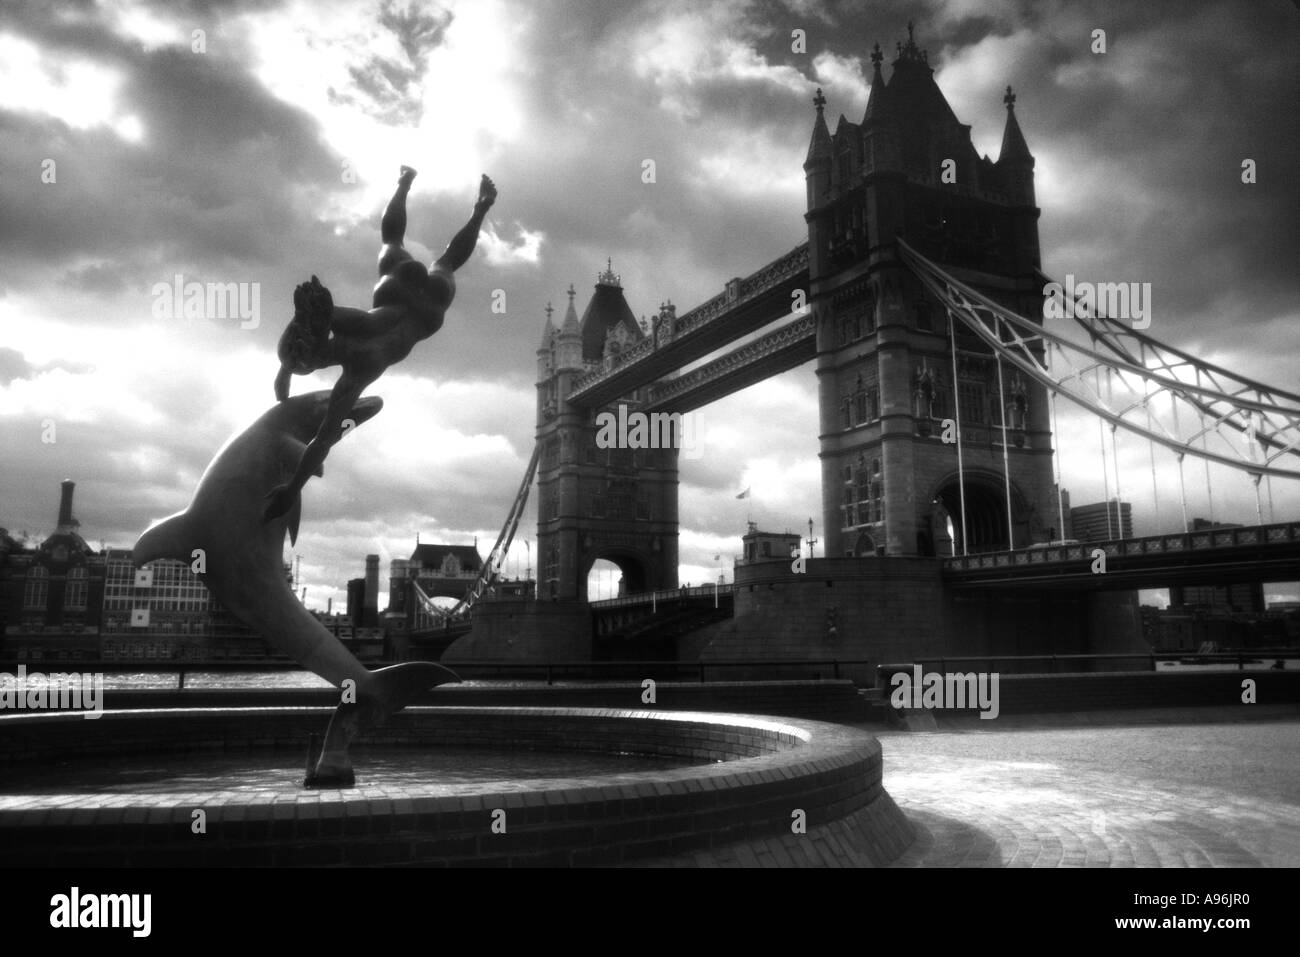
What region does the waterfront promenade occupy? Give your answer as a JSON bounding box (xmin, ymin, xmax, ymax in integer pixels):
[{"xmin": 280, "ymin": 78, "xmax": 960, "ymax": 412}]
[{"xmin": 882, "ymin": 711, "xmax": 1300, "ymax": 868}]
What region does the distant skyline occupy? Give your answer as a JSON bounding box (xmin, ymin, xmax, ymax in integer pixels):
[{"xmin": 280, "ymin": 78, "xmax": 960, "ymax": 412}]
[{"xmin": 2, "ymin": 0, "xmax": 1298, "ymax": 607}]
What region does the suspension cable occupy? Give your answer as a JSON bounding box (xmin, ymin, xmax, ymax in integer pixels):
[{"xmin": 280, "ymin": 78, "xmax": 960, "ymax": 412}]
[
  {"xmin": 1050, "ymin": 379, "xmax": 1066, "ymax": 541},
  {"xmin": 996, "ymin": 351, "xmax": 1015, "ymax": 549},
  {"xmin": 1106, "ymin": 368, "xmax": 1124, "ymax": 537},
  {"xmin": 949, "ymin": 308, "xmax": 969, "ymax": 555},
  {"xmin": 1172, "ymin": 392, "xmax": 1189, "ymax": 531},
  {"xmin": 1111, "ymin": 423, "xmax": 1124, "ymax": 537},
  {"xmin": 1145, "ymin": 391, "xmax": 1160, "ymax": 532},
  {"xmin": 1176, "ymin": 452, "xmax": 1189, "ymax": 533},
  {"xmin": 1098, "ymin": 367, "xmax": 1113, "ymax": 539}
]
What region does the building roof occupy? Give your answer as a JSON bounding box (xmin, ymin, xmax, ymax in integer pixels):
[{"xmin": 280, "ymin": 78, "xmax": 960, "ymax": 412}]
[
  {"xmin": 849, "ymin": 22, "xmax": 973, "ymax": 177},
  {"xmin": 410, "ymin": 543, "xmax": 483, "ymax": 571},
  {"xmin": 580, "ymin": 261, "xmax": 645, "ymax": 361}
]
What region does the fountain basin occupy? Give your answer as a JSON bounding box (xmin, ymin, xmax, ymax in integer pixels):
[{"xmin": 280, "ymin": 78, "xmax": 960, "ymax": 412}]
[{"xmin": 0, "ymin": 706, "xmax": 913, "ymax": 866}]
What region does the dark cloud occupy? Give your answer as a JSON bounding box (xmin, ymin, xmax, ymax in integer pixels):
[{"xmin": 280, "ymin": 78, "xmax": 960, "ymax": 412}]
[{"xmin": 2, "ymin": 0, "xmax": 1297, "ymax": 601}]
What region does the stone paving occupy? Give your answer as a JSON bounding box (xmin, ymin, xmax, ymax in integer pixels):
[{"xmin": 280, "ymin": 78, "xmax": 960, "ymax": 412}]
[{"xmin": 878, "ymin": 714, "xmax": 1300, "ymax": 868}]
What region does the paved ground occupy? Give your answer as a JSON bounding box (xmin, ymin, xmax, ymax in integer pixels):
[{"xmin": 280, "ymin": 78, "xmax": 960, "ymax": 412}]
[{"xmin": 874, "ymin": 713, "xmax": 1300, "ymax": 867}]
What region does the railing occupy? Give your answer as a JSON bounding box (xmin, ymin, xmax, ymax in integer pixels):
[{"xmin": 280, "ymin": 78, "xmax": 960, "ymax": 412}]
[
  {"xmin": 3, "ymin": 652, "xmax": 1289, "ymax": 693},
  {"xmin": 942, "ymin": 520, "xmax": 1300, "ymax": 572},
  {"xmin": 879, "ymin": 650, "xmax": 1294, "ymax": 678},
  {"xmin": 0, "ymin": 656, "xmax": 861, "ymax": 688},
  {"xmin": 590, "ymin": 583, "xmax": 735, "ymax": 609},
  {"xmin": 0, "ymin": 658, "xmax": 299, "ymax": 689}
]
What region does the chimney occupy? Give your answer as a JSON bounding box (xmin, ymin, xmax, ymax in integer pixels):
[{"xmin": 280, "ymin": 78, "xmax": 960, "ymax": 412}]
[
  {"xmin": 57, "ymin": 480, "xmax": 79, "ymax": 531},
  {"xmin": 364, "ymin": 554, "xmax": 379, "ymax": 627}
]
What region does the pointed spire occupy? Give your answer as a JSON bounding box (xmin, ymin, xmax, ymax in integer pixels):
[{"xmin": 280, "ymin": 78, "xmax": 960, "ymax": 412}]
[
  {"xmin": 805, "ymin": 87, "xmax": 832, "ymax": 164},
  {"xmin": 538, "ymin": 300, "xmax": 557, "ymax": 349},
  {"xmin": 559, "ymin": 283, "xmax": 581, "ymax": 336},
  {"xmin": 998, "ymin": 85, "xmax": 1032, "ymax": 162},
  {"xmin": 862, "ymin": 44, "xmax": 890, "ymax": 125}
]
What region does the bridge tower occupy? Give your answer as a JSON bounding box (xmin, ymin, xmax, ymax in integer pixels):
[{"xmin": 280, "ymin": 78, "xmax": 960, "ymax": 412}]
[
  {"xmin": 806, "ymin": 24, "xmax": 1058, "ymax": 558},
  {"xmin": 535, "ymin": 269, "xmax": 680, "ymax": 600}
]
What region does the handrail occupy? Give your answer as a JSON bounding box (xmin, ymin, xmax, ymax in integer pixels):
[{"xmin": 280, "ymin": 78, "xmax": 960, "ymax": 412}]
[{"xmin": 942, "ymin": 521, "xmax": 1300, "ymax": 572}]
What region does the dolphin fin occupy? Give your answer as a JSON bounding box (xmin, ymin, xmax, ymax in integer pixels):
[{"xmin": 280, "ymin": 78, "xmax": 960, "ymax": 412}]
[
  {"xmin": 366, "ymin": 661, "xmax": 461, "ymax": 721},
  {"xmin": 287, "ymin": 493, "xmax": 302, "ymax": 547},
  {"xmin": 133, "ymin": 512, "xmax": 193, "ymax": 567},
  {"xmin": 307, "ymin": 662, "xmax": 461, "ymax": 788}
]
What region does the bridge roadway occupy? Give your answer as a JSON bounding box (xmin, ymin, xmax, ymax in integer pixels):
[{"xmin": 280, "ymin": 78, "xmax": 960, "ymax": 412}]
[
  {"xmin": 566, "ymin": 244, "xmax": 809, "ymax": 410},
  {"xmin": 942, "ymin": 521, "xmax": 1300, "ymax": 590},
  {"xmin": 590, "ymin": 583, "xmax": 736, "ymax": 610}
]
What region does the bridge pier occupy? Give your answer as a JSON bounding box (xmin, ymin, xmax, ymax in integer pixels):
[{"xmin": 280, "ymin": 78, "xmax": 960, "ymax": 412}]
[
  {"xmin": 442, "ymin": 599, "xmax": 593, "ymax": 662},
  {"xmin": 679, "ymin": 558, "xmax": 1145, "ymax": 682}
]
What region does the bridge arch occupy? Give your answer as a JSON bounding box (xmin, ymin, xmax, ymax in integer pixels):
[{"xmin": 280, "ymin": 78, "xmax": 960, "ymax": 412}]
[
  {"xmin": 581, "ymin": 549, "xmax": 651, "ymax": 602},
  {"xmin": 927, "ymin": 469, "xmax": 1030, "ymax": 554}
]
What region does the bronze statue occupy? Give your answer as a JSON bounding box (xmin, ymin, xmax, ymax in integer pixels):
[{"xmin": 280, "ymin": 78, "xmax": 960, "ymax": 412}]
[
  {"xmin": 134, "ymin": 391, "xmax": 460, "ymax": 786},
  {"xmin": 264, "ymin": 168, "xmax": 497, "ymax": 521}
]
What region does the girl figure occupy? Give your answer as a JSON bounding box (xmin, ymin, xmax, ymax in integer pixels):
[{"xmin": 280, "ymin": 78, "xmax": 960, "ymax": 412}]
[{"xmin": 265, "ymin": 169, "xmax": 497, "ymax": 521}]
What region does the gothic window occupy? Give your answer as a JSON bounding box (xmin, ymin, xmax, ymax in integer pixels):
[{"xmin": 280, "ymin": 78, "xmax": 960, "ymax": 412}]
[
  {"xmin": 864, "ymin": 295, "xmax": 876, "ymax": 334},
  {"xmin": 959, "ymin": 381, "xmax": 986, "ymax": 424},
  {"xmin": 856, "ymin": 469, "xmax": 871, "ymax": 517},
  {"xmin": 868, "ymin": 387, "xmax": 880, "ymax": 420},
  {"xmin": 842, "ymin": 397, "xmax": 852, "ymax": 429},
  {"xmin": 64, "ymin": 566, "xmax": 87, "ymax": 611},
  {"xmin": 915, "ymin": 300, "xmax": 932, "ymax": 332},
  {"xmin": 853, "ymin": 377, "xmax": 867, "ymax": 423},
  {"xmin": 24, "ymin": 566, "xmax": 48, "ymax": 609}
]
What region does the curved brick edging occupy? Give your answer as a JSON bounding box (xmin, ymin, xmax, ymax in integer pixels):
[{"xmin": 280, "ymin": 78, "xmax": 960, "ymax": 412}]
[
  {"xmin": 2, "ymin": 678, "xmax": 867, "ymax": 724},
  {"xmin": 0, "ymin": 707, "xmax": 913, "ymax": 867}
]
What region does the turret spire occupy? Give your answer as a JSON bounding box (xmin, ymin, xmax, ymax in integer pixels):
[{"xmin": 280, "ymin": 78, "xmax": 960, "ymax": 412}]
[
  {"xmin": 805, "ymin": 87, "xmax": 832, "ymax": 164},
  {"xmin": 997, "ymin": 85, "xmax": 1032, "ymax": 163}
]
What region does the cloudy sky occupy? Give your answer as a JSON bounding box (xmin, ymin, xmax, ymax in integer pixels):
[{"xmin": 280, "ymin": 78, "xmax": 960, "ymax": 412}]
[{"xmin": 2, "ymin": 0, "xmax": 1297, "ymax": 608}]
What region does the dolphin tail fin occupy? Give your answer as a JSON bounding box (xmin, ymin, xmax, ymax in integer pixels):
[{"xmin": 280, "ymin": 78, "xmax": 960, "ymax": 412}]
[
  {"xmin": 366, "ymin": 661, "xmax": 461, "ymax": 721},
  {"xmin": 306, "ymin": 662, "xmax": 460, "ymax": 788},
  {"xmin": 132, "ymin": 513, "xmax": 193, "ymax": 567}
]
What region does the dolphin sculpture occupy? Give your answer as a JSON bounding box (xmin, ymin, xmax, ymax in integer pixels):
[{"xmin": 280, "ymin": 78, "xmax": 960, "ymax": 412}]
[{"xmin": 133, "ymin": 391, "xmax": 459, "ymax": 786}]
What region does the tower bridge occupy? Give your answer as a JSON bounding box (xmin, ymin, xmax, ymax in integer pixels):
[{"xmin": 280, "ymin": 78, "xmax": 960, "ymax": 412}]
[{"xmin": 437, "ymin": 24, "xmax": 1298, "ymax": 671}]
